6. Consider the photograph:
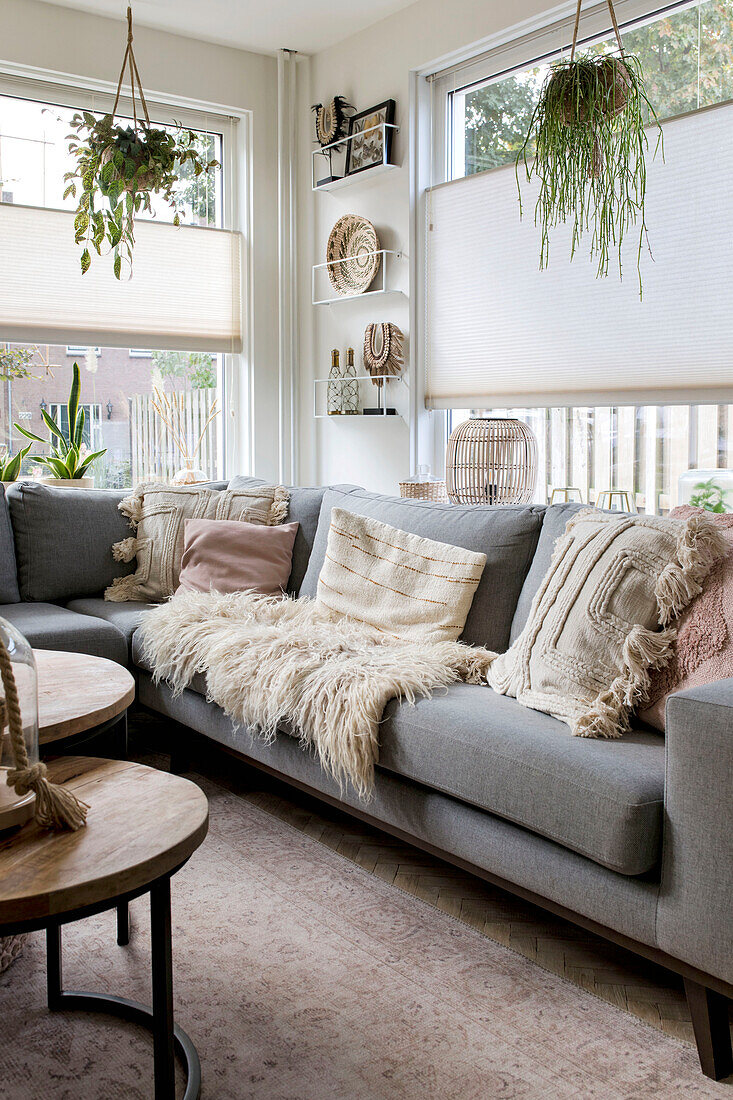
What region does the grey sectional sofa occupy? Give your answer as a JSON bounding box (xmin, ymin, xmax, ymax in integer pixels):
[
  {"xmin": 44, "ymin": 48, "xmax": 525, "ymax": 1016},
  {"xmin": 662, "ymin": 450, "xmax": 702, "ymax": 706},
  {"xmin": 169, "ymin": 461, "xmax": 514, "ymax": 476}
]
[{"xmin": 2, "ymin": 477, "xmax": 731, "ymax": 1080}]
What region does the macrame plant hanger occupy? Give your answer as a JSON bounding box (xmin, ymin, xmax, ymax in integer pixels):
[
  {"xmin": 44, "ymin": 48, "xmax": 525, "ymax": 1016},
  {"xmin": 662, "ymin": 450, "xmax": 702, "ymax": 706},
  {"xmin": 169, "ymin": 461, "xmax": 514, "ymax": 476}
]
[
  {"xmin": 0, "ymin": 643, "xmax": 88, "ymax": 831},
  {"xmin": 569, "ymin": 0, "xmax": 627, "ymax": 177},
  {"xmin": 112, "ymin": 6, "xmax": 151, "ymax": 130}
]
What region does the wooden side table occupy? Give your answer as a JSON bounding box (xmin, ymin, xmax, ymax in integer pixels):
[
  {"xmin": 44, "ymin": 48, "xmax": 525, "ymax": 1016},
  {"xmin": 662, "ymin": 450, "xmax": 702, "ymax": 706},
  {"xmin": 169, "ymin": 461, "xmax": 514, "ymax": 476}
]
[
  {"xmin": 35, "ymin": 650, "xmax": 135, "ymax": 757},
  {"xmin": 0, "ymin": 757, "xmax": 209, "ymax": 1100}
]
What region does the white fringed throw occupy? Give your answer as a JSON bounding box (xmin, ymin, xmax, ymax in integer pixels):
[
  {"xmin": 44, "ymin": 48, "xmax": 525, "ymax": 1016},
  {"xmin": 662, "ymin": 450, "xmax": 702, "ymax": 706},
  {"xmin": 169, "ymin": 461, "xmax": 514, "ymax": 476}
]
[{"xmin": 138, "ymin": 590, "xmax": 494, "ymax": 798}]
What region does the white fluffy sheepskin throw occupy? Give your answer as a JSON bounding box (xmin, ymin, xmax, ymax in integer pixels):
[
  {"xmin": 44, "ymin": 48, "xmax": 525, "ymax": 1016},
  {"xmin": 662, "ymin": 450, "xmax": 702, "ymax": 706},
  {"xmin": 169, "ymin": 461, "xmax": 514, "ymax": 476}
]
[{"xmin": 138, "ymin": 589, "xmax": 494, "ymax": 798}]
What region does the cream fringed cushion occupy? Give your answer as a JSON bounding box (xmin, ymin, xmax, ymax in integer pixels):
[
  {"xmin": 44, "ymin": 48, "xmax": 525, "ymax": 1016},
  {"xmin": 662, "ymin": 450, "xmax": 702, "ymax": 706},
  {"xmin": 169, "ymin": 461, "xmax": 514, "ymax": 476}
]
[
  {"xmin": 316, "ymin": 508, "xmax": 486, "ymax": 642},
  {"xmin": 105, "ymin": 483, "xmax": 289, "ymax": 603},
  {"xmin": 486, "ymin": 509, "xmax": 727, "ymax": 739}
]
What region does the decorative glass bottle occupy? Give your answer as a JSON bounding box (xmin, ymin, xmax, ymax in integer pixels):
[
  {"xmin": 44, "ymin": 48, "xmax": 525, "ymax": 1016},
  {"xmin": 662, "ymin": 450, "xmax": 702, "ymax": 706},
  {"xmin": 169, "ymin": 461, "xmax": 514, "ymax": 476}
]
[
  {"xmin": 0, "ymin": 618, "xmax": 39, "ymax": 832},
  {"xmin": 327, "ymin": 349, "xmax": 343, "ymax": 415},
  {"xmin": 342, "ymin": 347, "xmax": 360, "ymax": 415}
]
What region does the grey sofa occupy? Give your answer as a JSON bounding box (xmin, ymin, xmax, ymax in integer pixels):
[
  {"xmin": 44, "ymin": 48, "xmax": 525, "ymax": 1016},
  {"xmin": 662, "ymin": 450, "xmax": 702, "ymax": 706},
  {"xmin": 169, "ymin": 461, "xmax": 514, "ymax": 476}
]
[{"xmin": 2, "ymin": 477, "xmax": 731, "ymax": 1080}]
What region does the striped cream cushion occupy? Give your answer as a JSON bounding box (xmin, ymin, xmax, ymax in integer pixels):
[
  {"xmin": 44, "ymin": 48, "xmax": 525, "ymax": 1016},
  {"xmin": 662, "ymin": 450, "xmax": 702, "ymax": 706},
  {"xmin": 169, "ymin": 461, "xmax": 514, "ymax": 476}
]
[{"xmin": 316, "ymin": 508, "xmax": 486, "ymax": 642}]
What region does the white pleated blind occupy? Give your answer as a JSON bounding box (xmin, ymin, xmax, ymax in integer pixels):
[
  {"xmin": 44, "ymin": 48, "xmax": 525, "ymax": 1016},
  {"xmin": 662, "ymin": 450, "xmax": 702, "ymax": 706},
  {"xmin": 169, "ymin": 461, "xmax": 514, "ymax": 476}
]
[
  {"xmin": 0, "ymin": 203, "xmax": 242, "ymax": 353},
  {"xmin": 425, "ymin": 100, "xmax": 733, "ymax": 408}
]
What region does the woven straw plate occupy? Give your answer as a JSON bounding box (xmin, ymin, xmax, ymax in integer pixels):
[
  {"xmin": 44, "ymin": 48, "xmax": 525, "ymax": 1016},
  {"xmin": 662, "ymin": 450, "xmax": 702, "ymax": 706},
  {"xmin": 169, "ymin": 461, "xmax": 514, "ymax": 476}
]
[{"xmin": 326, "ymin": 215, "xmax": 381, "ymax": 295}]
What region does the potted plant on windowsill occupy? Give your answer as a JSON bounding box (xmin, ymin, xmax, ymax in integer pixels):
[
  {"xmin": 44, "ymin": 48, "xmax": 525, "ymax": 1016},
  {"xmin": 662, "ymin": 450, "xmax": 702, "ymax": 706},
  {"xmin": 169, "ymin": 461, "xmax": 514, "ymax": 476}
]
[
  {"xmin": 15, "ymin": 363, "xmax": 106, "ymax": 488},
  {"xmin": 0, "ymin": 445, "xmax": 32, "ymax": 489}
]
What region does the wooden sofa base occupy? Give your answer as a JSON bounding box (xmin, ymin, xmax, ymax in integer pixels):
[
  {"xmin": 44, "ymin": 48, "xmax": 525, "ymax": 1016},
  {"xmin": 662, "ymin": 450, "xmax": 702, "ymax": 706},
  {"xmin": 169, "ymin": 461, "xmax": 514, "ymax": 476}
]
[{"xmin": 168, "ymin": 725, "xmax": 733, "ymax": 1082}]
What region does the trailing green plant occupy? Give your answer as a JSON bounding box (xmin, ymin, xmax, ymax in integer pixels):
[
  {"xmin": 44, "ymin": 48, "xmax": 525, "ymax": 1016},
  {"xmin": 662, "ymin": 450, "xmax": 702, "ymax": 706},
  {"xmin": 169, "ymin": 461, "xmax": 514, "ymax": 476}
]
[
  {"xmin": 689, "ymin": 478, "xmax": 731, "ymax": 514},
  {"xmin": 64, "ymin": 7, "xmax": 218, "ymax": 279},
  {"xmin": 0, "ymin": 445, "xmax": 31, "ymax": 482},
  {"xmin": 0, "ymin": 346, "xmax": 35, "ymax": 382},
  {"xmin": 15, "ymin": 362, "xmax": 106, "ymax": 481},
  {"xmin": 517, "ymin": 1, "xmax": 662, "ymax": 294}
]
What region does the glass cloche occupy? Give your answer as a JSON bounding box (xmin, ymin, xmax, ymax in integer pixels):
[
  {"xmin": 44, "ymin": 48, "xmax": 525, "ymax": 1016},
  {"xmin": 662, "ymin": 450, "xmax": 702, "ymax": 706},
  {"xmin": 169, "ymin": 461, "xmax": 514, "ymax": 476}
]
[{"xmin": 0, "ymin": 617, "xmax": 38, "ymax": 832}]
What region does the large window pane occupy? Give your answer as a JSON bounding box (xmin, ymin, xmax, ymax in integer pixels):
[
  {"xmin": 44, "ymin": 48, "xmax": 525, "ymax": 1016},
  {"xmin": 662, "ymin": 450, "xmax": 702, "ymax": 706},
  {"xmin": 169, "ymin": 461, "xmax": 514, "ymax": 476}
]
[{"xmin": 0, "ymin": 343, "xmax": 221, "ymax": 487}]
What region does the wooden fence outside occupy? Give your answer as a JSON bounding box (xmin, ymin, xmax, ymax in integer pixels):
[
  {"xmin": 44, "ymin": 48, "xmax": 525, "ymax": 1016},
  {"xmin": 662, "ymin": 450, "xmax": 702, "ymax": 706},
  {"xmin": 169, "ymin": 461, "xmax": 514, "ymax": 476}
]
[
  {"xmin": 454, "ymin": 404, "xmax": 732, "ymax": 514},
  {"xmin": 130, "ymin": 388, "xmax": 219, "ymax": 484}
]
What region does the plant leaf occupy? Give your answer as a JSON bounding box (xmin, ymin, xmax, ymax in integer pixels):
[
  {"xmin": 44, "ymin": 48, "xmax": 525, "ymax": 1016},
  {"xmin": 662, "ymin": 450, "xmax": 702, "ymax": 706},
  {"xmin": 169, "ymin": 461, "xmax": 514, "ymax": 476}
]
[
  {"xmin": 80, "ymin": 248, "xmax": 91, "ymax": 274},
  {"xmin": 68, "ymin": 362, "xmax": 80, "ymax": 442},
  {"xmin": 14, "ymin": 425, "xmax": 46, "ymax": 444}
]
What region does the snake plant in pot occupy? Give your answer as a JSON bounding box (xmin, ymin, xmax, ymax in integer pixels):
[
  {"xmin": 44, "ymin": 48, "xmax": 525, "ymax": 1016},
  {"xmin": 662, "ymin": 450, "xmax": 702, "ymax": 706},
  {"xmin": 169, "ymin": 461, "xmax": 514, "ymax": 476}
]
[
  {"xmin": 0, "ymin": 445, "xmax": 32, "ymax": 486},
  {"xmin": 15, "ymin": 363, "xmax": 106, "ymax": 487},
  {"xmin": 64, "ymin": 7, "xmax": 218, "ymax": 279},
  {"xmin": 517, "ymin": 0, "xmax": 661, "ymax": 294}
]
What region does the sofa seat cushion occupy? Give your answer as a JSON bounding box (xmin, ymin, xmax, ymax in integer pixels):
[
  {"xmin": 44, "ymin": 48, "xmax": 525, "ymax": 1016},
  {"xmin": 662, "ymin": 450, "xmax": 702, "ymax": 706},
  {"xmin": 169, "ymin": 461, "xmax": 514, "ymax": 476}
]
[
  {"xmin": 0, "ymin": 602, "xmax": 128, "ymax": 665},
  {"xmin": 66, "ymin": 598, "xmax": 155, "ymax": 648},
  {"xmin": 377, "ymin": 683, "xmax": 665, "ymax": 876}
]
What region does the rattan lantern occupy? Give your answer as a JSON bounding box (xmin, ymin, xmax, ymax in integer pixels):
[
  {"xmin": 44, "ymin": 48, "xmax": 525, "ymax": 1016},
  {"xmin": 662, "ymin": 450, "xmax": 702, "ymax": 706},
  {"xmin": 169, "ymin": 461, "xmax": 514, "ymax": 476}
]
[{"xmin": 446, "ymin": 418, "xmax": 537, "ymax": 505}]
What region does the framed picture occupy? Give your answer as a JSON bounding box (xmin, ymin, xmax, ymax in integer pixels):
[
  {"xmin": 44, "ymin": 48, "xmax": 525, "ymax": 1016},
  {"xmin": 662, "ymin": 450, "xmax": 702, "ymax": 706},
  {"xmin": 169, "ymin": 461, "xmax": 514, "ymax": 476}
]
[{"xmin": 345, "ymin": 100, "xmax": 396, "ymax": 176}]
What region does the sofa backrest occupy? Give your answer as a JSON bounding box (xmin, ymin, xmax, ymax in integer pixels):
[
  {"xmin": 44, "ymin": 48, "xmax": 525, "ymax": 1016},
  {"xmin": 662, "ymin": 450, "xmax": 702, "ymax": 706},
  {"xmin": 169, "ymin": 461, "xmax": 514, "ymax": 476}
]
[
  {"xmin": 299, "ymin": 487, "xmax": 545, "ymax": 652},
  {"xmin": 508, "ymin": 502, "xmax": 586, "ymax": 643},
  {"xmin": 7, "ymin": 482, "xmax": 136, "ymax": 602},
  {"xmin": 229, "ymin": 476, "xmax": 360, "ymax": 595},
  {"xmin": 0, "ymin": 485, "xmax": 20, "ymax": 604}
]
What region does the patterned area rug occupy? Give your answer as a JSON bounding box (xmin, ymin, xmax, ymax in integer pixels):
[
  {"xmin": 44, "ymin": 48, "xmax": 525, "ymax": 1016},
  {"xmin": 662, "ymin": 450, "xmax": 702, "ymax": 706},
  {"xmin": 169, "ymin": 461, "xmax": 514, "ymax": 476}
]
[{"xmin": 0, "ymin": 770, "xmax": 729, "ymax": 1100}]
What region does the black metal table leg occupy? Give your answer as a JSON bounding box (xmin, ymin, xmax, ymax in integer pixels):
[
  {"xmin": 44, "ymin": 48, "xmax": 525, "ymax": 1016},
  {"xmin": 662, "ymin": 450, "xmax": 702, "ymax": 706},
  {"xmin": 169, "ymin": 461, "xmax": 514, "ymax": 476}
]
[
  {"xmin": 151, "ymin": 877, "xmax": 175, "ymax": 1098},
  {"xmin": 117, "ymin": 901, "xmax": 130, "ymax": 946},
  {"xmin": 42, "ymin": 877, "xmax": 201, "ymax": 1100}
]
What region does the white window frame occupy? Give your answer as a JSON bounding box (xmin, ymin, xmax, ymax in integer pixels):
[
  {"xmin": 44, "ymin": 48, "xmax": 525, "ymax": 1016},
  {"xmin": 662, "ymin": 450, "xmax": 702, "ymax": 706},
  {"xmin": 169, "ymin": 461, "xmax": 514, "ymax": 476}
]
[
  {"xmin": 0, "ymin": 62, "xmax": 253, "ymax": 479},
  {"xmin": 66, "ymin": 346, "xmax": 100, "ymax": 356},
  {"xmin": 49, "ymin": 401, "xmax": 102, "ymax": 447}
]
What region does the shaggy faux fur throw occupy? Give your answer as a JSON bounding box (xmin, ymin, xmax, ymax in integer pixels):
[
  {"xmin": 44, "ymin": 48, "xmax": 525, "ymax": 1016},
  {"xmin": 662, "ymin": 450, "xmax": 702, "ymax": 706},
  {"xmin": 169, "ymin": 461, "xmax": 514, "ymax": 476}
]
[{"xmin": 138, "ymin": 589, "xmax": 494, "ymax": 798}]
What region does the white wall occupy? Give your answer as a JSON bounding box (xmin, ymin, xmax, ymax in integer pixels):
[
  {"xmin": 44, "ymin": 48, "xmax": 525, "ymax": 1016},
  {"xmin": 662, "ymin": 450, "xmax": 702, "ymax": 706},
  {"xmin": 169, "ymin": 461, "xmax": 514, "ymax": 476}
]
[
  {"xmin": 0, "ymin": 0, "xmax": 280, "ymax": 480},
  {"xmin": 299, "ymin": 0, "xmax": 552, "ymax": 493}
]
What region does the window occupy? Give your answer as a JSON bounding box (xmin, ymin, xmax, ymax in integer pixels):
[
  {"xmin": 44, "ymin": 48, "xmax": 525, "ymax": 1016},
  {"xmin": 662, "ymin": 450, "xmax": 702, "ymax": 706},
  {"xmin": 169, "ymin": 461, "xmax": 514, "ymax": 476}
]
[
  {"xmin": 1, "ymin": 343, "xmax": 222, "ymax": 487},
  {"xmin": 427, "ymin": 0, "xmax": 733, "ymax": 513},
  {"xmin": 0, "ymin": 74, "xmax": 243, "ymax": 483}
]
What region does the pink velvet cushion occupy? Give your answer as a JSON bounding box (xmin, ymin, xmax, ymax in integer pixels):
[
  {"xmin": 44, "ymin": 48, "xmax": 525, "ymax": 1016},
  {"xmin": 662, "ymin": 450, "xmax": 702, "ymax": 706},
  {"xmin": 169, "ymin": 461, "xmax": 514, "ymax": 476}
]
[
  {"xmin": 177, "ymin": 518, "xmax": 299, "ymax": 596},
  {"xmin": 639, "ymin": 506, "xmax": 733, "ymax": 731}
]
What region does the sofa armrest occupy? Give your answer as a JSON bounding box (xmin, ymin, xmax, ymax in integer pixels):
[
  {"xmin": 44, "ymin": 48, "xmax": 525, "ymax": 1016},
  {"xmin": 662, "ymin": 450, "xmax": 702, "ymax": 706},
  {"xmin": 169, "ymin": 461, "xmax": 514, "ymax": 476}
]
[{"xmin": 656, "ymin": 678, "xmax": 733, "ymax": 986}]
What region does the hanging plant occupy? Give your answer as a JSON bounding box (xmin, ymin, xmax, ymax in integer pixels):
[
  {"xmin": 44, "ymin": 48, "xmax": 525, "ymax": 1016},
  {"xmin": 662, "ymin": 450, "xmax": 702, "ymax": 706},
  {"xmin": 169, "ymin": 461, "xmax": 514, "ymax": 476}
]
[
  {"xmin": 517, "ymin": 0, "xmax": 661, "ymax": 293},
  {"xmin": 64, "ymin": 7, "xmax": 219, "ymax": 279}
]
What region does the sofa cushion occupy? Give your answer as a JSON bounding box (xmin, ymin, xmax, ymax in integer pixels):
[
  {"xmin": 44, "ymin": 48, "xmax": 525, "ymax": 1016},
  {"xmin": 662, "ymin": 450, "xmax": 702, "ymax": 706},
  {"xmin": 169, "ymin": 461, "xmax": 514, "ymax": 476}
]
[
  {"xmin": 378, "ymin": 683, "xmax": 665, "ymax": 875},
  {"xmin": 0, "ymin": 602, "xmax": 128, "ymax": 665},
  {"xmin": 509, "ymin": 502, "xmax": 585, "ymax": 643},
  {"xmin": 66, "ymin": 597, "xmax": 155, "ymax": 649},
  {"xmin": 300, "ymin": 488, "xmax": 544, "ymax": 651},
  {"xmin": 228, "ymin": 478, "xmax": 361, "ymax": 595},
  {"xmin": 0, "ymin": 485, "xmax": 20, "ymax": 604},
  {"xmin": 7, "ymin": 482, "xmax": 133, "ymax": 602}
]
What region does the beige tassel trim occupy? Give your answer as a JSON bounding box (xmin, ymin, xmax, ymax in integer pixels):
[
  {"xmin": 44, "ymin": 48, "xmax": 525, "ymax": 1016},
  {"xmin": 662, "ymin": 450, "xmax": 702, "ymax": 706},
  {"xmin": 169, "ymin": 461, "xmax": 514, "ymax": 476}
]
[
  {"xmin": 574, "ymin": 625, "xmax": 676, "ymax": 739},
  {"xmin": 105, "ymin": 572, "xmax": 144, "ymax": 602},
  {"xmin": 269, "ymin": 486, "xmax": 290, "ymax": 526},
  {"xmin": 112, "ymin": 536, "xmax": 138, "ymax": 563},
  {"xmin": 656, "ymin": 512, "xmax": 728, "ymax": 625}
]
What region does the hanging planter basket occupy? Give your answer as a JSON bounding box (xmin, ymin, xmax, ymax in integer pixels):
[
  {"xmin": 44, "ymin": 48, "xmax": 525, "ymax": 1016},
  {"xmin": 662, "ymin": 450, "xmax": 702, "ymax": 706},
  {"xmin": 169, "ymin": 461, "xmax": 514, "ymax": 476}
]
[
  {"xmin": 517, "ymin": 0, "xmax": 662, "ymax": 294},
  {"xmin": 64, "ymin": 7, "xmax": 219, "ymax": 279}
]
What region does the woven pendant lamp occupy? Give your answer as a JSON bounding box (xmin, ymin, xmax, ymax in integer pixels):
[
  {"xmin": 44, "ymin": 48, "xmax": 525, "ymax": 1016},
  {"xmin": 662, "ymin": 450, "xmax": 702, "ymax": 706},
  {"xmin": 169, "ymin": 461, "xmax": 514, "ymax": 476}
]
[{"xmin": 446, "ymin": 418, "xmax": 538, "ymax": 505}]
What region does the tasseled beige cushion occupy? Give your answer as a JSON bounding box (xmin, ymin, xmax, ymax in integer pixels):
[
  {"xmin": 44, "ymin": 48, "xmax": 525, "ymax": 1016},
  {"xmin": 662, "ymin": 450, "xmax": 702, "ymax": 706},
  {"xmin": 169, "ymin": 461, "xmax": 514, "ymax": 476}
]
[
  {"xmin": 316, "ymin": 508, "xmax": 486, "ymax": 643},
  {"xmin": 486, "ymin": 508, "xmax": 727, "ymax": 739},
  {"xmin": 105, "ymin": 483, "xmax": 290, "ymax": 603}
]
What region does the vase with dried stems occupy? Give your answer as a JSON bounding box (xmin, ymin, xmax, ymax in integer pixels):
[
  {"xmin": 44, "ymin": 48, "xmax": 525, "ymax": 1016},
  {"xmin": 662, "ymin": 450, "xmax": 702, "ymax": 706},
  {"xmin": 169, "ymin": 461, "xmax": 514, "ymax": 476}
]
[{"xmin": 150, "ymin": 386, "xmax": 220, "ymax": 484}]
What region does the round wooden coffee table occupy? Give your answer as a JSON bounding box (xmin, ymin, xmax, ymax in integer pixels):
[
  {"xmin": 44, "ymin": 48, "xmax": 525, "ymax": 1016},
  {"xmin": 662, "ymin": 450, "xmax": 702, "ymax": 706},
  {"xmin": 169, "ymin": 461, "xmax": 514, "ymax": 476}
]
[
  {"xmin": 0, "ymin": 757, "xmax": 209, "ymax": 1100},
  {"xmin": 35, "ymin": 650, "xmax": 135, "ymax": 756}
]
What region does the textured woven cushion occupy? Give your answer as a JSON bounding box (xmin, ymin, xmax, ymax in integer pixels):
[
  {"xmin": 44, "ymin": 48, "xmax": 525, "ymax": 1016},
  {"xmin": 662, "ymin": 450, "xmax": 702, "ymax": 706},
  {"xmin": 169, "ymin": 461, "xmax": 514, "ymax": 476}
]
[
  {"xmin": 487, "ymin": 509, "xmax": 726, "ymax": 739},
  {"xmin": 178, "ymin": 518, "xmax": 299, "ymax": 596},
  {"xmin": 639, "ymin": 507, "xmax": 733, "ymax": 731},
  {"xmin": 300, "ymin": 488, "xmax": 543, "ymax": 650},
  {"xmin": 105, "ymin": 483, "xmax": 289, "ymax": 603},
  {"xmin": 315, "ymin": 508, "xmax": 486, "ymax": 642}
]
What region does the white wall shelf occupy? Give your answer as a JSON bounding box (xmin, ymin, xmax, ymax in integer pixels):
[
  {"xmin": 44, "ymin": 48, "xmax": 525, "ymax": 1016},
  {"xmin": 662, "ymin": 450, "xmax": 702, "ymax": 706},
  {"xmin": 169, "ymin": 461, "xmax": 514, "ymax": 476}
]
[
  {"xmin": 312, "ymin": 250, "xmax": 404, "ymax": 306},
  {"xmin": 312, "ymin": 123, "xmax": 399, "ymax": 192},
  {"xmin": 313, "ymin": 374, "xmax": 407, "ymax": 419}
]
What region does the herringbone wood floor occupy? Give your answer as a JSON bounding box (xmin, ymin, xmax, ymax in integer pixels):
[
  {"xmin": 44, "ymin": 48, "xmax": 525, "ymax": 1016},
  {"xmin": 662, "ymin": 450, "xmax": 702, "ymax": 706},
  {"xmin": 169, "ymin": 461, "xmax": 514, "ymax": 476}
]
[{"xmin": 131, "ymin": 712, "xmax": 715, "ymax": 1051}]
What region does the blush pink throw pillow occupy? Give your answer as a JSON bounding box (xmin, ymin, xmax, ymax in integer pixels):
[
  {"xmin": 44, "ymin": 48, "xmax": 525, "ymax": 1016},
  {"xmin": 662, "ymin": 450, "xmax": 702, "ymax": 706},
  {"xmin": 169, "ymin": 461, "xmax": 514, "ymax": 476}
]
[
  {"xmin": 177, "ymin": 518, "xmax": 299, "ymax": 597},
  {"xmin": 639, "ymin": 506, "xmax": 733, "ymax": 731}
]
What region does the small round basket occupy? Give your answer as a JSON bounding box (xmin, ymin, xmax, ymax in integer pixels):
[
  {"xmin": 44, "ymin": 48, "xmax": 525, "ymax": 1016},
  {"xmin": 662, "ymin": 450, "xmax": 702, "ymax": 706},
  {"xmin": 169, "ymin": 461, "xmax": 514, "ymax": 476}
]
[
  {"xmin": 446, "ymin": 418, "xmax": 537, "ymax": 505},
  {"xmin": 399, "ymin": 480, "xmax": 448, "ymax": 503},
  {"xmin": 326, "ymin": 215, "xmax": 381, "ymax": 295}
]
